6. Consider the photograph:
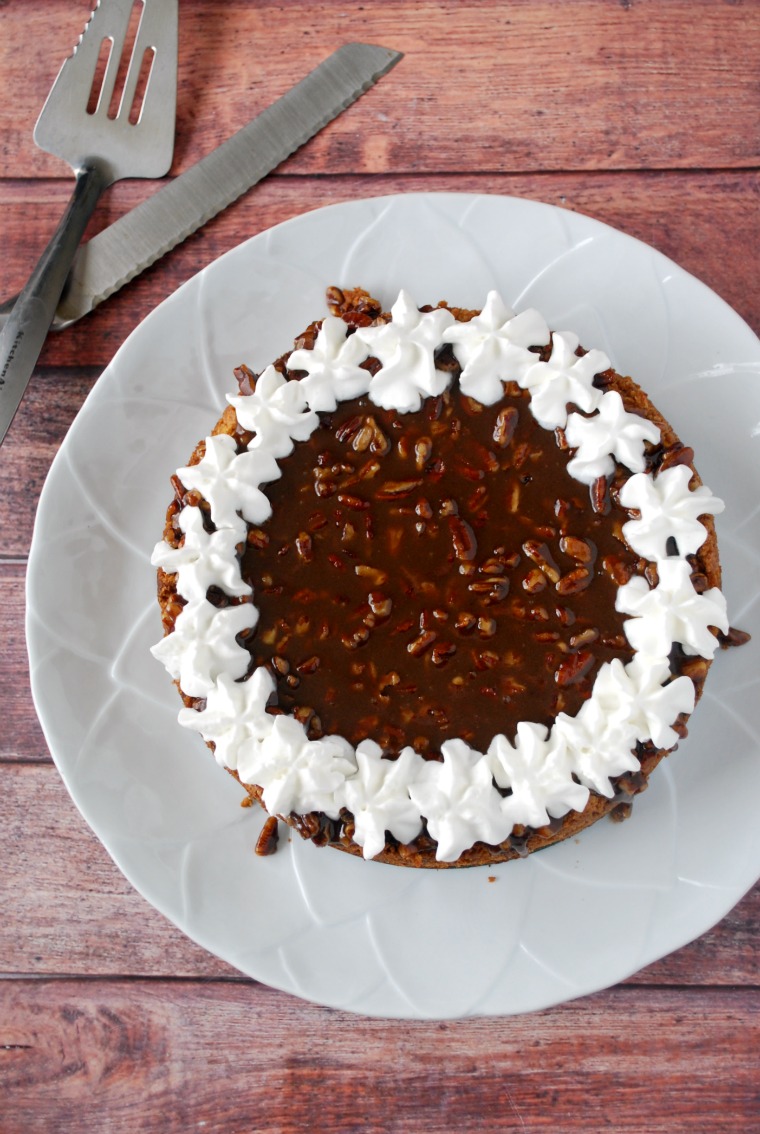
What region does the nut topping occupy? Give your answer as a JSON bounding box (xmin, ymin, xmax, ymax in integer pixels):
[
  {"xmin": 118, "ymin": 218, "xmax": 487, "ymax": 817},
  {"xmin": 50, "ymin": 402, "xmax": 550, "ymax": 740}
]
[
  {"xmin": 255, "ymin": 816, "xmax": 280, "ymax": 857},
  {"xmin": 559, "ymin": 535, "xmax": 594, "ymax": 563},
  {"xmin": 407, "ymin": 630, "xmax": 437, "ymax": 657},
  {"xmin": 241, "ymin": 382, "xmax": 642, "ymax": 755},
  {"xmin": 555, "ymin": 567, "xmax": 592, "ymax": 596},
  {"xmin": 522, "ymin": 541, "xmax": 561, "ymax": 584},
  {"xmin": 449, "ymin": 515, "xmax": 478, "ymax": 561},
  {"xmin": 493, "ymin": 406, "xmax": 519, "ymax": 448}
]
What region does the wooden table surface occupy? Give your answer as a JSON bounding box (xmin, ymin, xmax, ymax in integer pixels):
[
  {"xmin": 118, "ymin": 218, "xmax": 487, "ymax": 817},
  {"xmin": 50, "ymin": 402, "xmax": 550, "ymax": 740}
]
[{"xmin": 2, "ymin": 1, "xmax": 759, "ymax": 1130}]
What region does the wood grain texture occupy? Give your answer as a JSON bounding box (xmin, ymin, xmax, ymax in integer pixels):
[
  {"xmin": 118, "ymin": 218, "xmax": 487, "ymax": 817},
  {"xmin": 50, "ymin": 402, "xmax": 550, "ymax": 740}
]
[
  {"xmin": 1, "ymin": 565, "xmax": 48, "ymax": 761},
  {"xmin": 0, "ymin": 0, "xmax": 757, "ymax": 180},
  {"xmin": 0, "ymin": 764, "xmax": 239, "ymax": 980},
  {"xmin": 1, "ymin": 981, "xmax": 758, "ymax": 1134},
  {"xmin": 1, "ymin": 170, "xmax": 757, "ymax": 373},
  {"xmin": 0, "ymin": 371, "xmax": 100, "ymax": 562},
  {"xmin": 2, "ymin": 170, "xmax": 757, "ymax": 558},
  {"xmin": 0, "ymin": 763, "xmax": 758, "ymax": 986},
  {"xmin": 1, "ymin": 1, "xmax": 759, "ymax": 1129}
]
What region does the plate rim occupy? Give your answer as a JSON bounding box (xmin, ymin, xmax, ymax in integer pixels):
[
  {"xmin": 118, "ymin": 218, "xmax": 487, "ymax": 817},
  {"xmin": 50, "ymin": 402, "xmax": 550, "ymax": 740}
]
[{"xmin": 26, "ymin": 189, "xmax": 760, "ymax": 1019}]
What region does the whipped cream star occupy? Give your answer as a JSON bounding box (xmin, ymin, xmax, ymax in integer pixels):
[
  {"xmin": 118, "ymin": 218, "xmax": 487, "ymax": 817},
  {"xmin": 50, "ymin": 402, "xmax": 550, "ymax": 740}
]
[
  {"xmin": 152, "ymin": 289, "xmax": 734, "ymax": 860},
  {"xmin": 408, "ymin": 739, "xmax": 511, "ymax": 862},
  {"xmin": 620, "ymin": 655, "xmax": 696, "ymax": 748},
  {"xmin": 487, "ymin": 723, "xmax": 590, "ymax": 829},
  {"xmin": 442, "ymin": 291, "xmax": 549, "ymax": 404},
  {"xmin": 356, "ymin": 290, "xmax": 456, "ymax": 411},
  {"xmin": 150, "ymin": 506, "xmax": 251, "ymax": 601},
  {"xmin": 228, "ymin": 365, "xmax": 319, "ymax": 458},
  {"xmin": 178, "ymin": 434, "xmax": 281, "ymax": 532},
  {"xmin": 343, "ymin": 741, "xmax": 425, "ymax": 859},
  {"xmin": 616, "ymin": 558, "xmax": 729, "ymax": 658},
  {"xmin": 519, "ymin": 331, "xmax": 608, "ymax": 429},
  {"xmin": 553, "ymin": 697, "xmax": 641, "ymax": 798},
  {"xmin": 150, "ymin": 597, "xmax": 256, "ymax": 698},
  {"xmin": 620, "ymin": 465, "xmax": 725, "ymax": 560},
  {"xmin": 178, "ymin": 667, "xmax": 275, "ymax": 770},
  {"xmin": 565, "ymin": 390, "xmax": 661, "ymax": 483},
  {"xmin": 253, "ymin": 720, "xmax": 357, "ymax": 820},
  {"xmin": 287, "ymin": 316, "xmax": 372, "ymax": 412}
]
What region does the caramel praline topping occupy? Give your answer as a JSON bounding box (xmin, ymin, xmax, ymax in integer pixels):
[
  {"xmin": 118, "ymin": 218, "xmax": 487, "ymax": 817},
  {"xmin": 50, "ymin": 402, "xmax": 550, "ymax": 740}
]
[{"xmin": 242, "ymin": 381, "xmax": 640, "ymax": 757}]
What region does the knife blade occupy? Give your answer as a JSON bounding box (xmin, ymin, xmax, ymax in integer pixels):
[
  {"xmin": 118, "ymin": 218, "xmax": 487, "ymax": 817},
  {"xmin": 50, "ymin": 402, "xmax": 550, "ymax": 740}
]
[{"xmin": 0, "ymin": 43, "xmax": 402, "ymax": 333}]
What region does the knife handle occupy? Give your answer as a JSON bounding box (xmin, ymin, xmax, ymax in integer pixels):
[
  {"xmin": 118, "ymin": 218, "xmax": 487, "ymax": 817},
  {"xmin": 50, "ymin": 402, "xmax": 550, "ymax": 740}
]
[
  {"xmin": 0, "ymin": 164, "xmax": 107, "ymax": 445},
  {"xmin": 0, "ymin": 296, "xmax": 69, "ymax": 333}
]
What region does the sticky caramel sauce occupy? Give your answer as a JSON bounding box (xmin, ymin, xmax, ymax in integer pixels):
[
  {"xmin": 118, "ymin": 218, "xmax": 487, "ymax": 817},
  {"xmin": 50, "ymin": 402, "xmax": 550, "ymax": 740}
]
[{"xmin": 241, "ymin": 380, "xmax": 641, "ymax": 757}]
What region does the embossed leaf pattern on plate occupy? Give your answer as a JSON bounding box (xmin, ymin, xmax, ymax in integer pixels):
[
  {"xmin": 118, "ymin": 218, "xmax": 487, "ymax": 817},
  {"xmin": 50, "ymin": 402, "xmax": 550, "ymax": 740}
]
[{"xmin": 26, "ymin": 193, "xmax": 760, "ymax": 1019}]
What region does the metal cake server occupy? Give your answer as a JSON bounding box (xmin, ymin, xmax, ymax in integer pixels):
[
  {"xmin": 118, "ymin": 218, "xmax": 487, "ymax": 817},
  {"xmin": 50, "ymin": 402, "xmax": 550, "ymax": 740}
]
[
  {"xmin": 0, "ymin": 43, "xmax": 403, "ymax": 338},
  {"xmin": 0, "ymin": 0, "xmax": 178, "ymax": 445}
]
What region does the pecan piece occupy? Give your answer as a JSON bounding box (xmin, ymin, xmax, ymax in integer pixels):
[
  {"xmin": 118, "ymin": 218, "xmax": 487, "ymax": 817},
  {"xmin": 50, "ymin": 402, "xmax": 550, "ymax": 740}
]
[
  {"xmin": 355, "ymin": 564, "xmax": 388, "ymax": 585},
  {"xmin": 368, "ymin": 592, "xmax": 393, "ymax": 619},
  {"xmin": 335, "ymin": 415, "xmax": 364, "ymax": 443},
  {"xmin": 468, "ymin": 578, "xmax": 510, "ymax": 603},
  {"xmin": 415, "ymin": 436, "xmax": 433, "ymax": 470},
  {"xmin": 342, "ymin": 627, "xmax": 370, "ymax": 650},
  {"xmin": 679, "ymin": 657, "xmax": 709, "ymax": 682},
  {"xmin": 376, "ymin": 478, "xmax": 424, "ymax": 499},
  {"xmin": 357, "ymin": 416, "xmax": 390, "ymax": 455},
  {"xmin": 569, "ymin": 627, "xmax": 600, "ymax": 648},
  {"xmin": 431, "ymin": 642, "xmax": 457, "ymax": 666},
  {"xmin": 493, "ymin": 406, "xmax": 519, "ymax": 448},
  {"xmin": 407, "ymin": 630, "xmax": 437, "ymax": 657},
  {"xmin": 718, "ymin": 626, "xmax": 751, "ymax": 649},
  {"xmin": 559, "ymin": 535, "xmax": 594, "ymax": 564},
  {"xmin": 255, "ymin": 816, "xmax": 280, "ymax": 857},
  {"xmin": 480, "ymin": 557, "xmax": 507, "ymax": 576},
  {"xmin": 337, "ymin": 493, "xmax": 370, "ymax": 511},
  {"xmin": 522, "ymin": 568, "xmax": 547, "ymax": 594},
  {"xmin": 449, "ymin": 515, "xmax": 478, "ymax": 561},
  {"xmin": 234, "ymin": 363, "xmax": 257, "ymax": 396},
  {"xmin": 522, "ymin": 540, "xmax": 561, "ymax": 583},
  {"xmin": 590, "ymin": 476, "xmax": 611, "ymax": 515},
  {"xmin": 295, "ymin": 532, "xmax": 313, "ymax": 561},
  {"xmin": 658, "ymin": 443, "xmax": 695, "ymax": 472},
  {"xmin": 555, "ymin": 650, "xmax": 594, "ymax": 687},
  {"xmin": 455, "ymin": 612, "xmax": 477, "ymax": 634},
  {"xmin": 602, "ymin": 555, "xmax": 635, "ymax": 586},
  {"xmin": 314, "ymin": 477, "xmax": 338, "ymax": 498},
  {"xmin": 325, "ymin": 285, "xmax": 346, "ymax": 315},
  {"xmin": 555, "ymin": 567, "xmax": 591, "ymax": 596},
  {"xmin": 506, "ymin": 482, "xmax": 521, "ymax": 513},
  {"xmin": 248, "ymin": 528, "xmax": 270, "ymax": 549}
]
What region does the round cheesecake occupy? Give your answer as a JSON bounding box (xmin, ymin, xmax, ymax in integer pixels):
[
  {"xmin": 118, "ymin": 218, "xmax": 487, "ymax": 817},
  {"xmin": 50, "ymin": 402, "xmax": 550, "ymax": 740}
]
[{"xmin": 151, "ymin": 286, "xmax": 730, "ymax": 867}]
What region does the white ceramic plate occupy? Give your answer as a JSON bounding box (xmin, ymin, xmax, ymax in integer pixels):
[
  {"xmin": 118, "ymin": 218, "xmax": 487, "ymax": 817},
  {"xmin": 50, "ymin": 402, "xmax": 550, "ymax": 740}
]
[{"xmin": 27, "ymin": 193, "xmax": 760, "ymax": 1019}]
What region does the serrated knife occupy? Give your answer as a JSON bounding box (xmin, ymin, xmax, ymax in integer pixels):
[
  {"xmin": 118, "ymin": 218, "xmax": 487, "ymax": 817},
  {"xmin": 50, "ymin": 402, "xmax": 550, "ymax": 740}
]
[{"xmin": 0, "ymin": 42, "xmax": 401, "ymax": 338}]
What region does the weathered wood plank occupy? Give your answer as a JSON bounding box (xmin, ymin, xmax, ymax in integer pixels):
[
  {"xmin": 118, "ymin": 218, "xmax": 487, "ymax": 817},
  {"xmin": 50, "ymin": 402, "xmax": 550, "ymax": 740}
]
[
  {"xmin": 0, "ymin": 565, "xmax": 48, "ymax": 762},
  {"xmin": 1, "ymin": 170, "xmax": 757, "ymax": 558},
  {"xmin": 0, "ymin": 763, "xmax": 757, "ymax": 985},
  {"xmin": 1, "ymin": 169, "xmax": 758, "ymax": 371},
  {"xmin": 0, "ymin": 0, "xmax": 757, "ymax": 180},
  {"xmin": 1, "ymin": 1, "xmax": 758, "ymax": 1125},
  {"xmin": 0, "ymin": 372, "xmax": 99, "ymax": 562},
  {"xmin": 0, "ymin": 763, "xmax": 239, "ymax": 979},
  {"xmin": 0, "ymin": 980, "xmax": 758, "ymax": 1134}
]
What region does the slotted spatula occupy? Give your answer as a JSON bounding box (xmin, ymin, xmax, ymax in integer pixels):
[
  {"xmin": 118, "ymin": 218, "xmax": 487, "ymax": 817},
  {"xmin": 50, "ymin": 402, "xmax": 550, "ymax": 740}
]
[{"xmin": 0, "ymin": 0, "xmax": 178, "ymax": 445}]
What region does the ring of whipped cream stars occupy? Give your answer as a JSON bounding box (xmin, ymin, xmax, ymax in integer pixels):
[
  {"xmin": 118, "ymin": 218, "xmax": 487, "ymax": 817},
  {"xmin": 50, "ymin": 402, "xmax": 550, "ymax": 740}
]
[{"xmin": 152, "ymin": 290, "xmax": 729, "ymax": 863}]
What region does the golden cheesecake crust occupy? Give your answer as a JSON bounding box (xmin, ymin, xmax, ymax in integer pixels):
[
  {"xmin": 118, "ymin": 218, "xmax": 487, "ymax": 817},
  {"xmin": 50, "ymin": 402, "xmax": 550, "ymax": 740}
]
[{"xmin": 155, "ymin": 289, "xmax": 723, "ymax": 867}]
